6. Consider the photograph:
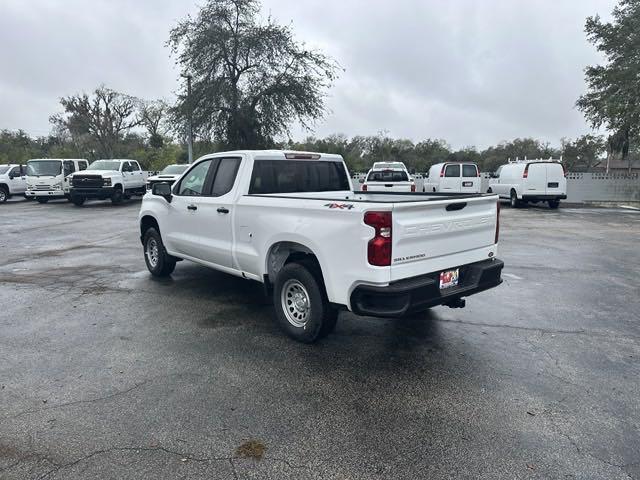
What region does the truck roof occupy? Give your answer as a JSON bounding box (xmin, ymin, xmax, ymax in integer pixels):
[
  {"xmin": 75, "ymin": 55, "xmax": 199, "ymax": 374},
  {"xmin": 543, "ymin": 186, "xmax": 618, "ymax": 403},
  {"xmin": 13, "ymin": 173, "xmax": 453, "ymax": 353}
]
[{"xmin": 199, "ymin": 150, "xmax": 344, "ymax": 162}]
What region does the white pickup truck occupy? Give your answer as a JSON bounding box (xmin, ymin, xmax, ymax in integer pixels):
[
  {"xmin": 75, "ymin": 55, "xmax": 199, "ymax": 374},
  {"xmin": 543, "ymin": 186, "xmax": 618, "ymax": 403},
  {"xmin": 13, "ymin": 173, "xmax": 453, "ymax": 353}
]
[
  {"xmin": 361, "ymin": 163, "xmax": 416, "ymax": 193},
  {"xmin": 0, "ymin": 164, "xmax": 27, "ymax": 203},
  {"xmin": 139, "ymin": 150, "xmax": 503, "ymax": 343},
  {"xmin": 69, "ymin": 159, "xmax": 147, "ymax": 206}
]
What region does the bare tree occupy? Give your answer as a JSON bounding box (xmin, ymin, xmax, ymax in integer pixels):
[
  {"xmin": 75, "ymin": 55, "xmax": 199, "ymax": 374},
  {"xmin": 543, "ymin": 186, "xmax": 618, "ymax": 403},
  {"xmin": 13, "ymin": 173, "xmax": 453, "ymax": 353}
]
[
  {"xmin": 139, "ymin": 100, "xmax": 169, "ymax": 148},
  {"xmin": 50, "ymin": 86, "xmax": 142, "ymax": 158}
]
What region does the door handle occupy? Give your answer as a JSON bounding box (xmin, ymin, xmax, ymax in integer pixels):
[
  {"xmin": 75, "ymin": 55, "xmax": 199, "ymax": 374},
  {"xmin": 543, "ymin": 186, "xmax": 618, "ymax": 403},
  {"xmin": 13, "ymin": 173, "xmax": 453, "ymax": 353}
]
[
  {"xmin": 217, "ymin": 207, "xmax": 229, "ymax": 214},
  {"xmin": 187, "ymin": 204, "xmax": 198, "ymax": 211}
]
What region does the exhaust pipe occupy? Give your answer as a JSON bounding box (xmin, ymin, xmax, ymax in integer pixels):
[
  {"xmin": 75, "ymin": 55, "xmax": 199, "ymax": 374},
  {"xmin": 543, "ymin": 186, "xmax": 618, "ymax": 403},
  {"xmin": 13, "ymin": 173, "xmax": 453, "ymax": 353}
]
[{"xmin": 446, "ymin": 298, "xmax": 466, "ymax": 309}]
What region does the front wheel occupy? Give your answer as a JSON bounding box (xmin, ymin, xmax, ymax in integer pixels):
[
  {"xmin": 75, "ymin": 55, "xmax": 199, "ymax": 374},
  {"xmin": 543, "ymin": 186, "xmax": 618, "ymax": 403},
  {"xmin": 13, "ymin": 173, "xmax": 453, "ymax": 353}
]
[
  {"xmin": 36, "ymin": 197, "xmax": 49, "ymax": 204},
  {"xmin": 143, "ymin": 228, "xmax": 176, "ymax": 276},
  {"xmin": 111, "ymin": 187, "xmax": 124, "ymax": 205},
  {"xmin": 0, "ymin": 186, "xmax": 8, "ymax": 203},
  {"xmin": 71, "ymin": 195, "xmax": 85, "ymax": 206},
  {"xmin": 548, "ymin": 200, "xmax": 560, "ymax": 209},
  {"xmin": 273, "ymin": 262, "xmax": 337, "ymax": 343}
]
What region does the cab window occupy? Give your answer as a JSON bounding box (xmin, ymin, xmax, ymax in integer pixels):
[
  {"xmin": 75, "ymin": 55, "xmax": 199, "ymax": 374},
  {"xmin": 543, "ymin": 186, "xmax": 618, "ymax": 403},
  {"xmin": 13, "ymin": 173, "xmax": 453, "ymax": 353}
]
[
  {"xmin": 121, "ymin": 162, "xmax": 132, "ymax": 172},
  {"xmin": 10, "ymin": 166, "xmax": 21, "ymax": 177},
  {"xmin": 444, "ymin": 164, "xmax": 460, "ymax": 178},
  {"xmin": 130, "ymin": 161, "xmax": 140, "ymax": 171},
  {"xmin": 176, "ymin": 160, "xmax": 214, "ymax": 196},
  {"xmin": 63, "ymin": 161, "xmax": 75, "ymax": 176}
]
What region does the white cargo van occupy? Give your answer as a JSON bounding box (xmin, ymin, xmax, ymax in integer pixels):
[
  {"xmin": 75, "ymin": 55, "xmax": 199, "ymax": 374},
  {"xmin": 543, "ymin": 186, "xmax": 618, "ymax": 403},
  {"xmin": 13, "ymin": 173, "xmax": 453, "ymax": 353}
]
[
  {"xmin": 424, "ymin": 163, "xmax": 481, "ymax": 193},
  {"xmin": 25, "ymin": 158, "xmax": 88, "ymax": 203},
  {"xmin": 488, "ymin": 159, "xmax": 567, "ymax": 208}
]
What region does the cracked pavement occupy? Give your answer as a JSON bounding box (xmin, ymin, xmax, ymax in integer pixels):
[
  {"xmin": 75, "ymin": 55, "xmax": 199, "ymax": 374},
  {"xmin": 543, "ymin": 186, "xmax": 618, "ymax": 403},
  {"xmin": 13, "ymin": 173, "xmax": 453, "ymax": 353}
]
[{"xmin": 0, "ymin": 197, "xmax": 639, "ymax": 479}]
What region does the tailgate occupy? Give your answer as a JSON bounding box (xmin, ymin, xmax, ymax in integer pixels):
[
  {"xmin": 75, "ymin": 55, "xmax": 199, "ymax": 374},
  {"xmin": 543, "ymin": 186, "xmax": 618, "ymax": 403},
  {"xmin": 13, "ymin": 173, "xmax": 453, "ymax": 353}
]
[
  {"xmin": 367, "ymin": 182, "xmax": 413, "ymax": 192},
  {"xmin": 390, "ymin": 196, "xmax": 498, "ymax": 281}
]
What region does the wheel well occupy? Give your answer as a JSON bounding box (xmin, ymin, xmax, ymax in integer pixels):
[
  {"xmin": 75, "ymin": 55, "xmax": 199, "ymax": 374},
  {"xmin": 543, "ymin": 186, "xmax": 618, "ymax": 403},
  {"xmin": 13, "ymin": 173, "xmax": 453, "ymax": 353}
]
[
  {"xmin": 0, "ymin": 183, "xmax": 8, "ymax": 191},
  {"xmin": 264, "ymin": 242, "xmax": 325, "ymax": 294},
  {"xmin": 487, "ymin": 187, "xmax": 493, "ymax": 193},
  {"xmin": 140, "ymin": 215, "xmax": 159, "ymax": 239}
]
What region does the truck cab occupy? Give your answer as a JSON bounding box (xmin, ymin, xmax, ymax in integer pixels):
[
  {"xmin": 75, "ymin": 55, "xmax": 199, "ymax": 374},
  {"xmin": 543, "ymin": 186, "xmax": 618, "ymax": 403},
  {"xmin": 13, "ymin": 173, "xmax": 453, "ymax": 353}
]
[
  {"xmin": 0, "ymin": 164, "xmax": 27, "ymax": 203},
  {"xmin": 25, "ymin": 159, "xmax": 88, "ymax": 203}
]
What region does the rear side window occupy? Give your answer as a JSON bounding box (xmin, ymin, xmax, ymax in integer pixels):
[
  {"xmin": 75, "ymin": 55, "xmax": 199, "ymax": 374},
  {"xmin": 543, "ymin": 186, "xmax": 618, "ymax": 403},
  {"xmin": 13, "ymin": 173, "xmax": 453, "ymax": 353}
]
[
  {"xmin": 249, "ymin": 160, "xmax": 349, "ymax": 194},
  {"xmin": 211, "ymin": 158, "xmax": 240, "ymax": 196},
  {"xmin": 462, "ymin": 164, "xmax": 478, "ymax": 177},
  {"xmin": 366, "ymin": 170, "xmax": 409, "ymax": 182},
  {"xmin": 444, "ymin": 164, "xmax": 460, "ymax": 177}
]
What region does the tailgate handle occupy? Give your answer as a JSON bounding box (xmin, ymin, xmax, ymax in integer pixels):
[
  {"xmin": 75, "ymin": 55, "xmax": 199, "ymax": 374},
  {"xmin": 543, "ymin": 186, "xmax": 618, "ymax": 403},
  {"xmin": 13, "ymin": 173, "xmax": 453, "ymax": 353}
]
[
  {"xmin": 446, "ymin": 202, "xmax": 467, "ymax": 211},
  {"xmin": 385, "ymin": 184, "xmax": 393, "ymax": 187}
]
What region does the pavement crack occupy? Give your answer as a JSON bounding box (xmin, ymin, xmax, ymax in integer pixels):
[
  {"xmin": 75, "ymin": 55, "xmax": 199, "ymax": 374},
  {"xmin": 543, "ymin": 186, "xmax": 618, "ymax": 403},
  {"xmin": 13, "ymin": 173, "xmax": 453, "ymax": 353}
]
[{"xmin": 6, "ymin": 380, "xmax": 150, "ymax": 420}]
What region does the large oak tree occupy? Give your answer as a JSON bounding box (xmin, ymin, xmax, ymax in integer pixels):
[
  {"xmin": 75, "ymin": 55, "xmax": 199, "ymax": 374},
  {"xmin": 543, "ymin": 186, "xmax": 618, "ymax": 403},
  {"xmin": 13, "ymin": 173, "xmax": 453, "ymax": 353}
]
[{"xmin": 168, "ymin": 0, "xmax": 339, "ymax": 149}]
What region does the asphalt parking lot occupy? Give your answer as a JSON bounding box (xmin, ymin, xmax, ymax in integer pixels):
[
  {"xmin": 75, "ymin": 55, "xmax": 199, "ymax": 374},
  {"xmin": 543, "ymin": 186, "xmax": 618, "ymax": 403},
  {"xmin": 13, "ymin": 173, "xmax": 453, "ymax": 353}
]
[{"xmin": 1, "ymin": 197, "xmax": 639, "ymax": 480}]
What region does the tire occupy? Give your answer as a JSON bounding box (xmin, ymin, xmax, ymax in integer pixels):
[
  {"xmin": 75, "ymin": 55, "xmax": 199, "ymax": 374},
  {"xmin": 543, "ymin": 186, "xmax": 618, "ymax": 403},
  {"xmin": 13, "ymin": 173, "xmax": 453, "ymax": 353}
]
[
  {"xmin": 548, "ymin": 200, "xmax": 560, "ymax": 209},
  {"xmin": 111, "ymin": 186, "xmax": 124, "ymax": 205},
  {"xmin": 487, "ymin": 187, "xmax": 493, "ymax": 194},
  {"xmin": 143, "ymin": 227, "xmax": 176, "ymax": 276},
  {"xmin": 0, "ymin": 186, "xmax": 8, "ymax": 203},
  {"xmin": 36, "ymin": 197, "xmax": 49, "ymax": 204},
  {"xmin": 273, "ymin": 262, "xmax": 335, "ymax": 343},
  {"xmin": 510, "ymin": 190, "xmax": 520, "ymax": 208},
  {"xmin": 71, "ymin": 195, "xmax": 86, "ymax": 206}
]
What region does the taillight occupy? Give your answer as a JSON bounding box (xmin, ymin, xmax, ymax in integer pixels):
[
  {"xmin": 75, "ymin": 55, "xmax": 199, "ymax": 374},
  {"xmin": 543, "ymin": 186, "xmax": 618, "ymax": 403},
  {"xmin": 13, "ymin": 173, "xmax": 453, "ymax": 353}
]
[
  {"xmin": 561, "ymin": 163, "xmax": 567, "ymax": 178},
  {"xmin": 523, "ymin": 164, "xmax": 529, "ymax": 178},
  {"xmin": 364, "ymin": 211, "xmax": 392, "ymax": 266},
  {"xmin": 362, "ymin": 184, "xmax": 368, "ymax": 192},
  {"xmin": 495, "ymin": 201, "xmax": 500, "ymax": 244},
  {"xmin": 410, "ymin": 184, "xmax": 416, "ymax": 192}
]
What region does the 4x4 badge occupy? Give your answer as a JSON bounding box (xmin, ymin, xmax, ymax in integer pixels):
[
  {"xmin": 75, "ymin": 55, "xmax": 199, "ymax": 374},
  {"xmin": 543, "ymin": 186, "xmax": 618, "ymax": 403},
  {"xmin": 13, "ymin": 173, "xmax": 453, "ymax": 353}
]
[{"xmin": 324, "ymin": 203, "xmax": 354, "ymax": 210}]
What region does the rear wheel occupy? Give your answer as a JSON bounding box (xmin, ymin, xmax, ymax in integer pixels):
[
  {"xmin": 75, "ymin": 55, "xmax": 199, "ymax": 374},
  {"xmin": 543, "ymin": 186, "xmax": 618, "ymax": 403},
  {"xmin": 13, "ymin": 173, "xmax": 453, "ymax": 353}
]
[
  {"xmin": 487, "ymin": 187, "xmax": 493, "ymax": 194},
  {"xmin": 0, "ymin": 186, "xmax": 8, "ymax": 203},
  {"xmin": 111, "ymin": 186, "xmax": 124, "ymax": 205},
  {"xmin": 143, "ymin": 228, "xmax": 176, "ymax": 276},
  {"xmin": 548, "ymin": 200, "xmax": 560, "ymax": 209},
  {"xmin": 510, "ymin": 190, "xmax": 520, "ymax": 208},
  {"xmin": 273, "ymin": 262, "xmax": 337, "ymax": 343},
  {"xmin": 36, "ymin": 197, "xmax": 49, "ymax": 204}
]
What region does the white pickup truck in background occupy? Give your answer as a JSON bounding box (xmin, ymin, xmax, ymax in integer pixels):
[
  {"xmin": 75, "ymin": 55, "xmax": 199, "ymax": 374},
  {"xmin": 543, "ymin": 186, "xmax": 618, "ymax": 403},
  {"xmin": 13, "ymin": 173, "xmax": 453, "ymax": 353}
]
[
  {"xmin": 0, "ymin": 164, "xmax": 27, "ymax": 203},
  {"xmin": 139, "ymin": 150, "xmax": 503, "ymax": 343},
  {"xmin": 69, "ymin": 159, "xmax": 147, "ymax": 206},
  {"xmin": 361, "ymin": 162, "xmax": 416, "ymax": 192}
]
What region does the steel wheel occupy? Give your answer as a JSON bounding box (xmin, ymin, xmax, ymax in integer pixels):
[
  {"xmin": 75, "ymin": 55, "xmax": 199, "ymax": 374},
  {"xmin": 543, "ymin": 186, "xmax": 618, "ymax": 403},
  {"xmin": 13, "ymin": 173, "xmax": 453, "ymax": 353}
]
[
  {"xmin": 281, "ymin": 279, "xmax": 311, "ymax": 327},
  {"xmin": 146, "ymin": 237, "xmax": 159, "ymax": 268},
  {"xmin": 0, "ymin": 188, "xmax": 7, "ymax": 203}
]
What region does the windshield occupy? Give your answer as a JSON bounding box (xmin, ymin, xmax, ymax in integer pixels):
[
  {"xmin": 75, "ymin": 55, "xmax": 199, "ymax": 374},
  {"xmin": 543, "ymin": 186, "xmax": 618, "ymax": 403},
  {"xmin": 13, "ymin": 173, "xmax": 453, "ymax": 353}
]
[
  {"xmin": 88, "ymin": 160, "xmax": 121, "ymax": 171},
  {"xmin": 0, "ymin": 166, "xmax": 10, "ymax": 175},
  {"xmin": 161, "ymin": 165, "xmax": 188, "ymax": 175},
  {"xmin": 367, "ymin": 170, "xmax": 409, "ymax": 182},
  {"xmin": 27, "ymin": 160, "xmax": 62, "ymax": 177}
]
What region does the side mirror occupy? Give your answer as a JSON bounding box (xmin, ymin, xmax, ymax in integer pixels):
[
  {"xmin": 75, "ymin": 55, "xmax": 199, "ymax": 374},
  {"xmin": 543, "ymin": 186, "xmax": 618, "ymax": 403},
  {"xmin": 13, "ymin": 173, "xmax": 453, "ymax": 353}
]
[{"xmin": 152, "ymin": 183, "xmax": 172, "ymax": 202}]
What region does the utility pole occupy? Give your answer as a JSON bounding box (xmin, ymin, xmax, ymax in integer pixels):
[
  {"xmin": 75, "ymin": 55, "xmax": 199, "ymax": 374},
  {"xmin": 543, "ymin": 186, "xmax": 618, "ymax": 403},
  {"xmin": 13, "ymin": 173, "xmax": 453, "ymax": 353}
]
[{"xmin": 181, "ymin": 73, "xmax": 194, "ymax": 164}]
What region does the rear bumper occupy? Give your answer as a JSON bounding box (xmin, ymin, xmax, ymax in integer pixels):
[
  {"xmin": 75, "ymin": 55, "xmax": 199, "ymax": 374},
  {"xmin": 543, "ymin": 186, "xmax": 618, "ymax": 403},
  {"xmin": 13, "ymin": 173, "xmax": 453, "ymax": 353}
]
[
  {"xmin": 522, "ymin": 194, "xmax": 567, "ymax": 201},
  {"xmin": 350, "ymin": 258, "xmax": 504, "ymax": 318},
  {"xmin": 70, "ymin": 187, "xmax": 115, "ymax": 199}
]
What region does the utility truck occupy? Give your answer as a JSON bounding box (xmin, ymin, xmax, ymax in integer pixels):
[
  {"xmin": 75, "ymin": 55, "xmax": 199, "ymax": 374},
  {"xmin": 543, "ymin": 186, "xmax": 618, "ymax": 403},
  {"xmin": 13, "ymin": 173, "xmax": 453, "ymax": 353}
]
[{"xmin": 139, "ymin": 150, "xmax": 503, "ymax": 343}]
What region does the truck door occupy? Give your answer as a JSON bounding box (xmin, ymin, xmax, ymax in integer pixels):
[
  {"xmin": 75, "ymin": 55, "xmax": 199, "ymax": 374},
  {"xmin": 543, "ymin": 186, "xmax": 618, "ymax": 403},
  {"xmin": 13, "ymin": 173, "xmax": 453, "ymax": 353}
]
[
  {"xmin": 129, "ymin": 161, "xmax": 144, "ymax": 189},
  {"xmin": 461, "ymin": 164, "xmax": 480, "ymax": 193},
  {"xmin": 545, "ymin": 163, "xmax": 566, "ymax": 196},
  {"xmin": 441, "ymin": 164, "xmax": 461, "ymax": 192},
  {"xmin": 525, "ymin": 163, "xmax": 547, "ymax": 196}
]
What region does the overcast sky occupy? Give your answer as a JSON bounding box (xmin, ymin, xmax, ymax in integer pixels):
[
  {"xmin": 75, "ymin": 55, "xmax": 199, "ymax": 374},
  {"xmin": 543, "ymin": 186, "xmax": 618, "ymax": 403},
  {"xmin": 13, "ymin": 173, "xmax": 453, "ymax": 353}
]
[{"xmin": 0, "ymin": 0, "xmax": 616, "ymax": 149}]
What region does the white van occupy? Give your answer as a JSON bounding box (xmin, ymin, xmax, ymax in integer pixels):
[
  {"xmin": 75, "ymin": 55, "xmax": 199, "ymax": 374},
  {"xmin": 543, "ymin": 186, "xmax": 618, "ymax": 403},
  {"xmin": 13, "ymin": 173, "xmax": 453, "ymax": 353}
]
[
  {"xmin": 25, "ymin": 158, "xmax": 89, "ymax": 203},
  {"xmin": 487, "ymin": 159, "xmax": 567, "ymax": 208},
  {"xmin": 424, "ymin": 162, "xmax": 481, "ymax": 193}
]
